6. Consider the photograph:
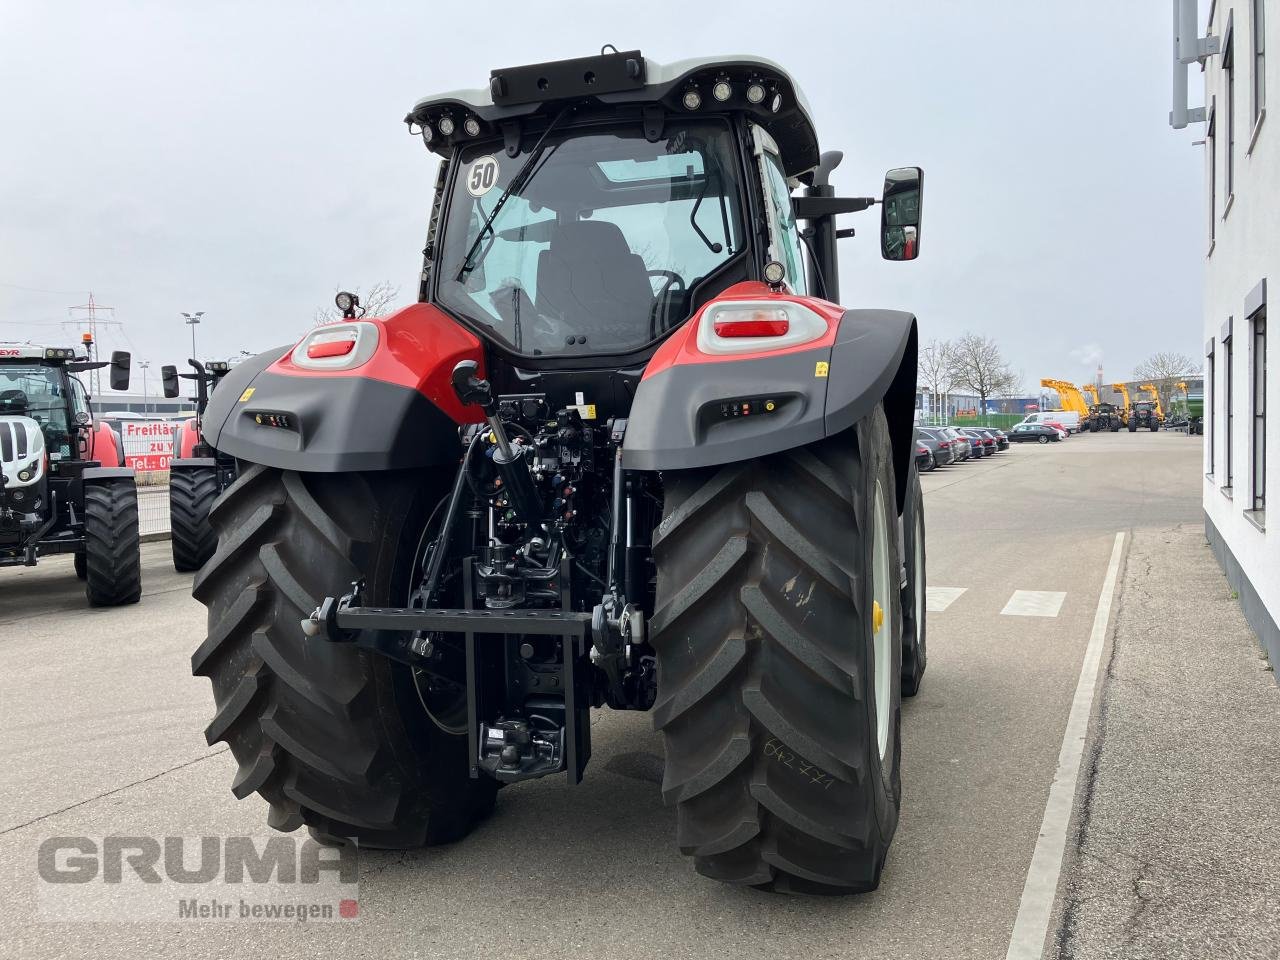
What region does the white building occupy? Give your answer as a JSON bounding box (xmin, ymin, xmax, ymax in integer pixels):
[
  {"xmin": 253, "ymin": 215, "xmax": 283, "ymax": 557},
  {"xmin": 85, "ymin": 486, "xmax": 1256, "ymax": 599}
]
[{"xmin": 1173, "ymin": 0, "xmax": 1277, "ymax": 663}]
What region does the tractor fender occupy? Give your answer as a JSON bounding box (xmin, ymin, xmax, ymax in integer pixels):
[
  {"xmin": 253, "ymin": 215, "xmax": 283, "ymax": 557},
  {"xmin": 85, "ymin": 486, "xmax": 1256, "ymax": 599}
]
[
  {"xmin": 172, "ymin": 418, "xmax": 200, "ymax": 459},
  {"xmin": 825, "ymin": 309, "xmax": 918, "ymax": 515},
  {"xmin": 201, "ymin": 304, "xmax": 485, "ymax": 473},
  {"xmin": 622, "ymin": 297, "xmax": 917, "ymax": 513},
  {"xmin": 87, "ymin": 422, "xmax": 124, "ymax": 468},
  {"xmin": 82, "ymin": 466, "xmax": 135, "ymax": 481}
]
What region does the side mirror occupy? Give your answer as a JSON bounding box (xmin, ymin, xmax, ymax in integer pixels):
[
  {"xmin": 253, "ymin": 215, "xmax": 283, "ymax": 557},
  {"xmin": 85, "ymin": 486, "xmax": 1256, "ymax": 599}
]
[
  {"xmin": 880, "ymin": 166, "xmax": 923, "ymax": 261},
  {"xmin": 161, "ymin": 365, "xmax": 180, "ymax": 399},
  {"xmin": 109, "ymin": 350, "xmax": 131, "ymax": 391}
]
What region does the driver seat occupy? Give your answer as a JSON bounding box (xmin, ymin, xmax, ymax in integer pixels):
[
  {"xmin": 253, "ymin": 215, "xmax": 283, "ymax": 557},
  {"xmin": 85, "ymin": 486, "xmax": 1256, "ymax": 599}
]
[{"xmin": 535, "ymin": 220, "xmax": 653, "ymax": 340}]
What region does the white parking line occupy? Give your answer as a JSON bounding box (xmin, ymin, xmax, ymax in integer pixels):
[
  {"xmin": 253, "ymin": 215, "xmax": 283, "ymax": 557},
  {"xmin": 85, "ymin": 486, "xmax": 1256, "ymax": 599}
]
[
  {"xmin": 926, "ymin": 586, "xmax": 967, "ymax": 612},
  {"xmin": 1004, "ymin": 531, "xmax": 1126, "ymax": 960},
  {"xmin": 1001, "ymin": 590, "xmax": 1067, "ymax": 618}
]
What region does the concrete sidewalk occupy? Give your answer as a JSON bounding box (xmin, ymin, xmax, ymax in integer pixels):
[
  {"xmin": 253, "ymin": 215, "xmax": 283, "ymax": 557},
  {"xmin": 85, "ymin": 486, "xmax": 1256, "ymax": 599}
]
[{"xmin": 1053, "ymin": 522, "xmax": 1280, "ymax": 959}]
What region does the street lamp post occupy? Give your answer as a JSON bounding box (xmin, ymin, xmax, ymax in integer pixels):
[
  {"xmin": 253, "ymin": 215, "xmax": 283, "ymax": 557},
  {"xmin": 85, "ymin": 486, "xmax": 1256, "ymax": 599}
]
[
  {"xmin": 139, "ymin": 360, "xmax": 150, "ymax": 416},
  {"xmin": 181, "ymin": 311, "xmax": 205, "ymax": 361}
]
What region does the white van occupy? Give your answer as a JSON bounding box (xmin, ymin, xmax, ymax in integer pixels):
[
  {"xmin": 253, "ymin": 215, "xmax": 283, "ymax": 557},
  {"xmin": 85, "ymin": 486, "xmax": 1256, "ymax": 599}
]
[{"xmin": 1016, "ymin": 410, "xmax": 1081, "ymax": 434}]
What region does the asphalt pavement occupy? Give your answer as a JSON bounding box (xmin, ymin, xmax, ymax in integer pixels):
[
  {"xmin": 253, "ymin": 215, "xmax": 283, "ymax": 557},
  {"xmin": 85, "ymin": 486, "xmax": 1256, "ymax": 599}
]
[{"xmin": 1, "ymin": 430, "xmax": 1271, "ymax": 959}]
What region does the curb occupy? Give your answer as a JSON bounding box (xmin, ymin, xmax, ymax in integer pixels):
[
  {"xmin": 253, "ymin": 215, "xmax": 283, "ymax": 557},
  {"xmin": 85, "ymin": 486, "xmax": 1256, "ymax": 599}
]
[{"xmin": 140, "ymin": 531, "xmax": 171, "ymax": 543}]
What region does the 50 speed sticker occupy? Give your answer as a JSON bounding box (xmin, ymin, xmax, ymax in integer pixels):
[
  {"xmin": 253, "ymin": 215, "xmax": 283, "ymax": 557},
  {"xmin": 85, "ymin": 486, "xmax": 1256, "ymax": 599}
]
[{"xmin": 466, "ymin": 155, "xmax": 500, "ymax": 197}]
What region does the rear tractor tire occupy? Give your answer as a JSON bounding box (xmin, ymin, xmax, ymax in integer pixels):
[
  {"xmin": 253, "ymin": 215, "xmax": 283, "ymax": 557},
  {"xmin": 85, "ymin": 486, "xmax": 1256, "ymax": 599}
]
[
  {"xmin": 83, "ymin": 476, "xmax": 142, "ymax": 606},
  {"xmin": 651, "ymin": 405, "xmax": 902, "ymax": 894},
  {"xmin": 191, "ymin": 466, "xmax": 497, "ymax": 848},
  {"xmin": 170, "ymin": 464, "xmax": 220, "ymax": 572}
]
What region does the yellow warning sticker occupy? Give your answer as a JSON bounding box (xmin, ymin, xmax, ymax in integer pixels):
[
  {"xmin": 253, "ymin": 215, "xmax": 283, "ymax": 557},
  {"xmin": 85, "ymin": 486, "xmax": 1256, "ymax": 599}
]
[
  {"xmin": 572, "ymin": 404, "xmax": 597, "ymax": 420},
  {"xmin": 238, "ymin": 387, "xmax": 256, "ymax": 402},
  {"xmin": 814, "ymin": 361, "xmax": 829, "ymax": 378}
]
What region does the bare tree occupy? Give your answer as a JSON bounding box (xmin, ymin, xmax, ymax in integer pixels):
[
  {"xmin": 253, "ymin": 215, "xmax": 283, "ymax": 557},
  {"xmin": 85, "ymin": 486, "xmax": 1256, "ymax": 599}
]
[
  {"xmin": 1132, "ymin": 352, "xmax": 1202, "ymax": 415},
  {"xmin": 916, "ymin": 338, "xmax": 955, "ymax": 418},
  {"xmin": 314, "ymin": 281, "xmax": 401, "ymax": 325},
  {"xmin": 1133, "ymin": 351, "xmax": 1201, "ymax": 382},
  {"xmin": 948, "ymin": 332, "xmax": 1015, "ymax": 412}
]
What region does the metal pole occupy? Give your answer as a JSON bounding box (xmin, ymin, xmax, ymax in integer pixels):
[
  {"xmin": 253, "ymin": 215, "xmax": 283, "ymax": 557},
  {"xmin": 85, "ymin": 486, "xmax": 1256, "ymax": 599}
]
[
  {"xmin": 182, "ymin": 311, "xmax": 205, "ymax": 363},
  {"xmin": 139, "ymin": 360, "xmax": 150, "ymax": 415}
]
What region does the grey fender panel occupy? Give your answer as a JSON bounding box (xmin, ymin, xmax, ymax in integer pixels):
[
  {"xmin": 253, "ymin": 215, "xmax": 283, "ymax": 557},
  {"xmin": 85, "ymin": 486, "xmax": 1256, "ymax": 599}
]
[
  {"xmin": 622, "ymin": 310, "xmax": 917, "ymax": 477},
  {"xmin": 82, "ymin": 467, "xmax": 135, "ymax": 481},
  {"xmin": 824, "ymin": 310, "xmax": 918, "ymax": 514},
  {"xmin": 206, "ymin": 369, "xmax": 463, "ymax": 473},
  {"xmin": 621, "ymin": 348, "xmax": 831, "ymax": 471},
  {"xmin": 822, "ymin": 310, "xmax": 917, "ymax": 436},
  {"xmin": 202, "ymin": 345, "xmax": 292, "ymax": 447}
]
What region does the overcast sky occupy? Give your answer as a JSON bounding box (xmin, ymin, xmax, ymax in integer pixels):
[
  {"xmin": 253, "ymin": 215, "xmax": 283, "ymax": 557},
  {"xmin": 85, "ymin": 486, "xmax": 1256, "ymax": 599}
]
[{"xmin": 0, "ymin": 1, "xmax": 1204, "ymax": 396}]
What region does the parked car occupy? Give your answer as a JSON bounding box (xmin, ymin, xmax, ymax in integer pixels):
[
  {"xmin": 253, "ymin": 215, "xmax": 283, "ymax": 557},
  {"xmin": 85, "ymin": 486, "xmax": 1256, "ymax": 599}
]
[
  {"xmin": 937, "ymin": 427, "xmax": 973, "ymax": 460},
  {"xmin": 989, "ymin": 428, "xmax": 1010, "ymax": 450},
  {"xmin": 1008, "ymin": 423, "xmax": 1062, "ymax": 443},
  {"xmin": 1016, "ymin": 411, "xmax": 1081, "ymax": 434},
  {"xmin": 1043, "ymin": 420, "xmax": 1070, "ymax": 439},
  {"xmin": 958, "ymin": 428, "xmax": 999, "ymax": 455},
  {"xmin": 916, "ymin": 427, "xmax": 957, "ymax": 466},
  {"xmin": 915, "ymin": 441, "xmax": 934, "ymax": 472}
]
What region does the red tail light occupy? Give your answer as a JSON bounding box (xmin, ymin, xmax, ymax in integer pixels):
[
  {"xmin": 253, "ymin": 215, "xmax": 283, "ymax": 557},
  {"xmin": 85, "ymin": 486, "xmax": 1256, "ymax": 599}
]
[
  {"xmin": 712, "ymin": 309, "xmax": 791, "ymax": 338},
  {"xmin": 939, "ymin": 440, "xmax": 951, "ymax": 447},
  {"xmin": 307, "ymin": 338, "xmax": 356, "ymax": 359}
]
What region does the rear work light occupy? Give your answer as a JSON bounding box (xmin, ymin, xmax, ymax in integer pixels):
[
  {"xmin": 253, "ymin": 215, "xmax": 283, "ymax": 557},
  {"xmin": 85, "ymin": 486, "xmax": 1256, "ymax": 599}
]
[
  {"xmin": 290, "ymin": 321, "xmax": 379, "ymax": 371},
  {"xmin": 697, "ymin": 300, "xmax": 828, "ymax": 356}
]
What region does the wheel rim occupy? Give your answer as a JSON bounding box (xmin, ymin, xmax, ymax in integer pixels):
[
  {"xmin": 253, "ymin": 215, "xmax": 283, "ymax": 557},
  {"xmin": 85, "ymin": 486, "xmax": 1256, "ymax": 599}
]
[
  {"xmin": 870, "ymin": 478, "xmax": 892, "ymax": 761},
  {"xmin": 913, "ymin": 508, "xmax": 925, "ymax": 646},
  {"xmin": 406, "ymin": 497, "xmax": 469, "ymax": 736}
]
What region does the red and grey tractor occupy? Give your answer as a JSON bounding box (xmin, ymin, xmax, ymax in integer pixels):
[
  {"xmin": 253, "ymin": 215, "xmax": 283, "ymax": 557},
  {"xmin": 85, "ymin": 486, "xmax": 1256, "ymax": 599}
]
[
  {"xmin": 159, "ymin": 359, "xmax": 236, "ymax": 571},
  {"xmin": 191, "ymin": 51, "xmax": 927, "ymax": 894},
  {"xmin": 0, "ymin": 342, "xmax": 141, "ymax": 604}
]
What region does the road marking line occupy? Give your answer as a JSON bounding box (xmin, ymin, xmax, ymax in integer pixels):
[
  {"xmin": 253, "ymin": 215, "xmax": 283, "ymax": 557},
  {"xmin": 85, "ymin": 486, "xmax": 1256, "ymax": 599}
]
[
  {"xmin": 926, "ymin": 586, "xmax": 967, "ymax": 612},
  {"xmin": 1005, "ymin": 531, "xmax": 1126, "ymax": 960},
  {"xmin": 1001, "ymin": 590, "xmax": 1067, "ymax": 618}
]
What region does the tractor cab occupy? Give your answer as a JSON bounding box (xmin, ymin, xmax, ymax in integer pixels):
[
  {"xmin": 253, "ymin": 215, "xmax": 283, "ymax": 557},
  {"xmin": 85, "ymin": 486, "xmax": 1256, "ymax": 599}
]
[
  {"xmin": 405, "ymin": 51, "xmax": 921, "ymax": 386},
  {"xmin": 0, "ymin": 343, "xmax": 141, "ymax": 604}
]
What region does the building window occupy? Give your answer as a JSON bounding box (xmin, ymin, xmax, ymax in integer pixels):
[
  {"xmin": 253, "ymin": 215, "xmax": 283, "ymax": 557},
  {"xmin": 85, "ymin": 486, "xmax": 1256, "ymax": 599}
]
[
  {"xmin": 1254, "ymin": 0, "xmax": 1267, "ymax": 128},
  {"xmin": 1208, "ymin": 101, "xmax": 1217, "ymax": 242},
  {"xmin": 1224, "ymin": 25, "xmax": 1236, "ymax": 205},
  {"xmin": 1253, "ymin": 306, "xmax": 1268, "ymax": 514},
  {"xmin": 1207, "ymin": 346, "xmax": 1216, "ymax": 475},
  {"xmin": 1226, "ymin": 328, "xmax": 1235, "ymax": 490}
]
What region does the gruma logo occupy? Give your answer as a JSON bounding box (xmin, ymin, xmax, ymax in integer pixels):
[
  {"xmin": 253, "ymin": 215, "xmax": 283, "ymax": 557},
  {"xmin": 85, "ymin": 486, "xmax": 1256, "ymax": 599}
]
[{"xmin": 36, "ymin": 835, "xmax": 359, "ymax": 923}]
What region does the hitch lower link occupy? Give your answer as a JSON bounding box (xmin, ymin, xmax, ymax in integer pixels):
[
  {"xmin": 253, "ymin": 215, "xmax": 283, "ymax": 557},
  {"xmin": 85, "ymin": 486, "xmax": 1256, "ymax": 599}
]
[{"xmin": 301, "ymin": 573, "xmax": 595, "ymax": 785}]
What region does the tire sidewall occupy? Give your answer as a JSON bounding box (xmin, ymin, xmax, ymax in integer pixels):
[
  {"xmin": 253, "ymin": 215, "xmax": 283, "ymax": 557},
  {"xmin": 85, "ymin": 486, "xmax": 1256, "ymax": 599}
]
[
  {"xmin": 901, "ymin": 467, "xmax": 926, "ymax": 691},
  {"xmin": 854, "ymin": 411, "xmax": 903, "ymax": 839}
]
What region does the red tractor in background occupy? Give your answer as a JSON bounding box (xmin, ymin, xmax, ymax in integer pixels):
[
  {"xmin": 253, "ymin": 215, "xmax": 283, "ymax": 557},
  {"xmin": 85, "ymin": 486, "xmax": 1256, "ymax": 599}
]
[
  {"xmin": 190, "ymin": 51, "xmax": 927, "ymax": 894},
  {"xmin": 160, "ymin": 359, "xmax": 235, "ymax": 571},
  {"xmin": 0, "ymin": 342, "xmax": 141, "ymax": 604}
]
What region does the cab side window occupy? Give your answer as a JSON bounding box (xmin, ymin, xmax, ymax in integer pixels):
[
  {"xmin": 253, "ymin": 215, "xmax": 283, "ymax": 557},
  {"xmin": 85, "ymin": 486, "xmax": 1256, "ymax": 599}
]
[
  {"xmin": 70, "ymin": 378, "xmax": 90, "ymax": 422},
  {"xmin": 756, "ymin": 134, "xmax": 809, "ymax": 297}
]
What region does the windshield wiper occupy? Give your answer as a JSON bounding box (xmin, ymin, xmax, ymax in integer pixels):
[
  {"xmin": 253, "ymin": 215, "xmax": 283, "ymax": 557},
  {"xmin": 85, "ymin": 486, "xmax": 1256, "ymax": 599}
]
[{"xmin": 455, "ymin": 106, "xmax": 573, "ymax": 281}]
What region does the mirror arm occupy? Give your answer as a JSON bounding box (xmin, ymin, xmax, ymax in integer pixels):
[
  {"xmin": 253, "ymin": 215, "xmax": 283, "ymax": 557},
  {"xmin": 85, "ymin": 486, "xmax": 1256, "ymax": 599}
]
[{"xmin": 791, "ymin": 195, "xmax": 876, "ymax": 219}]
